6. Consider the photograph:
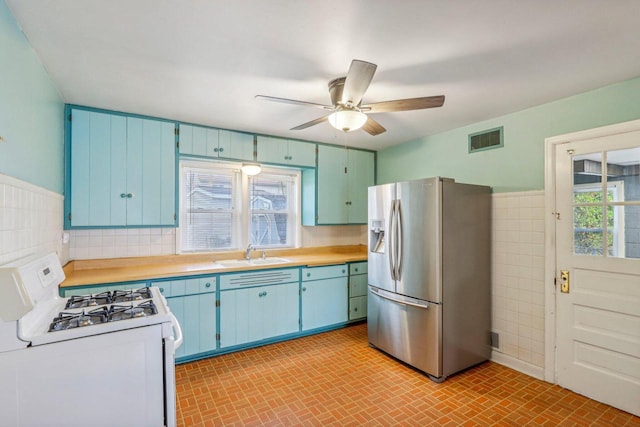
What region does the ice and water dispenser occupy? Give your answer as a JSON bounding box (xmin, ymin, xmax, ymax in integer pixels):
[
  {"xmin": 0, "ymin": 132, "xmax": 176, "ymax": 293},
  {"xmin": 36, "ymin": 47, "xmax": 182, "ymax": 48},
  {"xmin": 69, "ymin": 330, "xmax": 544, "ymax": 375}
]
[{"xmin": 369, "ymin": 220, "xmax": 385, "ymax": 253}]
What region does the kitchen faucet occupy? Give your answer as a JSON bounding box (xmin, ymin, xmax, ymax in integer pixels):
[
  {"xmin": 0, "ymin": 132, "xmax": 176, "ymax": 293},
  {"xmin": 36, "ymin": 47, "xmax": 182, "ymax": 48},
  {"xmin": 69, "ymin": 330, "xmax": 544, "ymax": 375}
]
[{"xmin": 245, "ymin": 244, "xmax": 253, "ymax": 260}]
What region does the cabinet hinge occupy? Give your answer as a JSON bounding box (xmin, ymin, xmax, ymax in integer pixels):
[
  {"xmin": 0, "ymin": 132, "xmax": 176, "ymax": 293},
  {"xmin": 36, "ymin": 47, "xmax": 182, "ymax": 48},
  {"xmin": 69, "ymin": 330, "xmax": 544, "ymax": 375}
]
[
  {"xmin": 216, "ymin": 333, "xmax": 220, "ymax": 341},
  {"xmin": 68, "ymin": 213, "xmax": 72, "ymax": 221},
  {"xmin": 344, "ymin": 167, "xmax": 348, "ymax": 174},
  {"xmin": 174, "ymin": 213, "xmax": 177, "ymax": 221},
  {"xmin": 174, "ymin": 127, "xmax": 179, "ymax": 136},
  {"xmin": 215, "ymin": 300, "xmax": 220, "ymax": 307},
  {"xmin": 176, "ymin": 141, "xmax": 180, "ymax": 149},
  {"xmin": 68, "ymin": 113, "xmax": 72, "ymax": 122}
]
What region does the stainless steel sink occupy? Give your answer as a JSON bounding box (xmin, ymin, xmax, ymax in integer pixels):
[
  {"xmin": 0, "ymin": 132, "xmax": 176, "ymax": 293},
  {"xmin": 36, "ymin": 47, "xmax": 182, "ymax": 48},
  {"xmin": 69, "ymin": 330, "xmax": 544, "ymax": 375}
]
[{"xmin": 216, "ymin": 257, "xmax": 290, "ymax": 267}]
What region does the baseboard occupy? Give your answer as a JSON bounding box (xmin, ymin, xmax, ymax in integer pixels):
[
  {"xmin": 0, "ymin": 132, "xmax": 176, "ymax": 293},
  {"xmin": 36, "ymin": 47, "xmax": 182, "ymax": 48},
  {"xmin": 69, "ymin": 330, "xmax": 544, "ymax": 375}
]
[{"xmin": 491, "ymin": 350, "xmax": 545, "ymax": 381}]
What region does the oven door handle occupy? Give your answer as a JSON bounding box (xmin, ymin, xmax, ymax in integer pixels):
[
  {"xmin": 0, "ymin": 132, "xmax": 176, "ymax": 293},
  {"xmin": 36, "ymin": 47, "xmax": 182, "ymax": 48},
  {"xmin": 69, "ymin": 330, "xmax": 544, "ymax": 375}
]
[{"xmin": 169, "ymin": 312, "xmax": 183, "ymax": 349}]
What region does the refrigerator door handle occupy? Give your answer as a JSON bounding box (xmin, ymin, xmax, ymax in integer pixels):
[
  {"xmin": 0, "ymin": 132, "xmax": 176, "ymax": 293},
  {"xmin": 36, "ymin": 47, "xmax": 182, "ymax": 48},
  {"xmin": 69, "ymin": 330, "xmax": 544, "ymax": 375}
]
[
  {"xmin": 395, "ymin": 200, "xmax": 403, "ymax": 280},
  {"xmin": 388, "ymin": 199, "xmax": 397, "ymax": 280},
  {"xmin": 370, "ymin": 287, "xmax": 430, "ymax": 310}
]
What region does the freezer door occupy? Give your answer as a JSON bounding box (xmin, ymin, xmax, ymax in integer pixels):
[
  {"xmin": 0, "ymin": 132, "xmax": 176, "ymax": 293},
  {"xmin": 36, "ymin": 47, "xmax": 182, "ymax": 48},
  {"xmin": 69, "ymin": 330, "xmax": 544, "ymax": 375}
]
[
  {"xmin": 395, "ymin": 178, "xmax": 441, "ymax": 302},
  {"xmin": 368, "ymin": 286, "xmax": 442, "ymax": 377},
  {"xmin": 368, "ymin": 183, "xmax": 396, "ymax": 293}
]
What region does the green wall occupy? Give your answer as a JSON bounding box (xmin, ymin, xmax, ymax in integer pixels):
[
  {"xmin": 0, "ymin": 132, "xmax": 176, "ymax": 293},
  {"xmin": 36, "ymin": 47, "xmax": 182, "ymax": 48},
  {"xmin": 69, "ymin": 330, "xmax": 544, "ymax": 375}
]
[
  {"xmin": 377, "ymin": 76, "xmax": 640, "ymax": 192},
  {"xmin": 0, "ymin": 0, "xmax": 64, "ymax": 193}
]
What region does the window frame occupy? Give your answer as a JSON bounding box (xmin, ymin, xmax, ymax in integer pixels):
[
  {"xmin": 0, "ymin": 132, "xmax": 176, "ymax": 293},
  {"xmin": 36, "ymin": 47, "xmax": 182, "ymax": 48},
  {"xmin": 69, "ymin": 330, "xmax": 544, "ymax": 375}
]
[{"xmin": 177, "ymin": 159, "xmax": 301, "ymax": 253}]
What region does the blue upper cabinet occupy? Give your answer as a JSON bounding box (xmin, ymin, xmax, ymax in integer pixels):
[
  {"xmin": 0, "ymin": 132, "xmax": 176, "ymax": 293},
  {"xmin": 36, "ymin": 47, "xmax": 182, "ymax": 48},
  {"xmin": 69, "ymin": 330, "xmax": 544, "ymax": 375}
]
[
  {"xmin": 316, "ymin": 145, "xmax": 375, "ymax": 224},
  {"xmin": 66, "ymin": 106, "xmax": 176, "ymax": 228},
  {"xmin": 179, "ymin": 123, "xmax": 254, "ymax": 161},
  {"xmin": 256, "ymin": 135, "xmax": 316, "ymax": 167}
]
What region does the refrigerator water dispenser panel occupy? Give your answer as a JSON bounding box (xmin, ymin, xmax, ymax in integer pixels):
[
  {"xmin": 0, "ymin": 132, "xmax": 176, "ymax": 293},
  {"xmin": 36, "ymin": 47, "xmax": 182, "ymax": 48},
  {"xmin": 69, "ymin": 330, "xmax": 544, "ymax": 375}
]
[{"xmin": 370, "ymin": 220, "xmax": 385, "ymax": 253}]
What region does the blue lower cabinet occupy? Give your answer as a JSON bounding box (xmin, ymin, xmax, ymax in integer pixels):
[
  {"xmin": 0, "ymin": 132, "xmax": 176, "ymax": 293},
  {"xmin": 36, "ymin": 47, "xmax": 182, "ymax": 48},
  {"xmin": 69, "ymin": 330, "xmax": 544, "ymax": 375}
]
[
  {"xmin": 219, "ymin": 282, "xmax": 299, "ymax": 348},
  {"xmin": 301, "ymin": 270, "xmax": 348, "ymax": 331},
  {"xmin": 156, "ymin": 276, "xmax": 217, "ymax": 360},
  {"xmin": 60, "ymin": 281, "xmax": 147, "ymax": 297}
]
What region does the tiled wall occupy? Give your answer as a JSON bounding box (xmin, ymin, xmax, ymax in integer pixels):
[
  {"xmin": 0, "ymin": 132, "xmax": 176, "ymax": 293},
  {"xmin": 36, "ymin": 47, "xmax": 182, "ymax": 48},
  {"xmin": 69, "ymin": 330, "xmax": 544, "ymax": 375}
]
[
  {"xmin": 491, "ymin": 190, "xmax": 546, "ymax": 369},
  {"xmin": 68, "ymin": 228, "xmax": 176, "ymax": 259},
  {"xmin": 68, "ymin": 225, "xmax": 367, "ymax": 260},
  {"xmin": 0, "ymin": 174, "xmax": 66, "ymax": 265}
]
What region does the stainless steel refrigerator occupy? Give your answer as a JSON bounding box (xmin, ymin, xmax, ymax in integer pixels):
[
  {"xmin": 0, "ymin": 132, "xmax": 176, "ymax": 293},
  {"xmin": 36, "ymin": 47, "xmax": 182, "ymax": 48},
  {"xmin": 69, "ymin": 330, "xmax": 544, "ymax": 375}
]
[{"xmin": 367, "ymin": 177, "xmax": 491, "ymax": 382}]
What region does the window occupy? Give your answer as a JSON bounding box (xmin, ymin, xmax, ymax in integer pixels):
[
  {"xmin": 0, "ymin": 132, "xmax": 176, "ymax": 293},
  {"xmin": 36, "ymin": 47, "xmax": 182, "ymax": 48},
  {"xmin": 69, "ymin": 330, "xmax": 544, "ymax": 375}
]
[{"xmin": 179, "ymin": 160, "xmax": 300, "ymax": 253}]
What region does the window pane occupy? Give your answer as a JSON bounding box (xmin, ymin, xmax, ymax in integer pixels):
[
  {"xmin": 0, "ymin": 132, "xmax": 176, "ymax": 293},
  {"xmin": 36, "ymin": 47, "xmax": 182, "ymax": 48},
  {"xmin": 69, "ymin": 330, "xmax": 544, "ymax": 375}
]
[
  {"xmin": 606, "ymin": 148, "xmax": 640, "ymax": 202},
  {"xmin": 249, "ymin": 173, "xmax": 295, "ymax": 247},
  {"xmin": 573, "ymin": 153, "xmax": 603, "ymax": 203},
  {"xmin": 574, "ymin": 205, "xmax": 606, "ymax": 255},
  {"xmin": 181, "ymin": 165, "xmax": 236, "ymax": 252},
  {"xmin": 609, "ymin": 205, "xmax": 640, "ymax": 259}
]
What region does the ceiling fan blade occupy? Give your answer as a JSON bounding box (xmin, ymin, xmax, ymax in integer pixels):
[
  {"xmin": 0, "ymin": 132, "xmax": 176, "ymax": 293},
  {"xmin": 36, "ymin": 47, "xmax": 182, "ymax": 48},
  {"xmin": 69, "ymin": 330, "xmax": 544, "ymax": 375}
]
[
  {"xmin": 362, "ymin": 116, "xmax": 386, "ymax": 136},
  {"xmin": 341, "ymin": 60, "xmax": 377, "ymax": 107},
  {"xmin": 290, "ymin": 115, "xmax": 330, "ymax": 130},
  {"xmin": 361, "ymin": 95, "xmax": 445, "ymax": 113},
  {"xmin": 255, "ymin": 95, "xmax": 333, "ymax": 110}
]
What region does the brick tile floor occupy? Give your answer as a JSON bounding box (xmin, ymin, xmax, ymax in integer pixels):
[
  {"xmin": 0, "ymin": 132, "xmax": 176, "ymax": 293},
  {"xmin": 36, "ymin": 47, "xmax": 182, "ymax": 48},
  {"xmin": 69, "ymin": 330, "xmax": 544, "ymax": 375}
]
[{"xmin": 175, "ymin": 323, "xmax": 640, "ymax": 426}]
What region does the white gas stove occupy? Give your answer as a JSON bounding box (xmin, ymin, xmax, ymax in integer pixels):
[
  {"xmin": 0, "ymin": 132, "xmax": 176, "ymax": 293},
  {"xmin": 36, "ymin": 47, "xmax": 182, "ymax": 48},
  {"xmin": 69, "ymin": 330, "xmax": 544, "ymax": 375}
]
[{"xmin": 0, "ymin": 253, "xmax": 183, "ymax": 427}]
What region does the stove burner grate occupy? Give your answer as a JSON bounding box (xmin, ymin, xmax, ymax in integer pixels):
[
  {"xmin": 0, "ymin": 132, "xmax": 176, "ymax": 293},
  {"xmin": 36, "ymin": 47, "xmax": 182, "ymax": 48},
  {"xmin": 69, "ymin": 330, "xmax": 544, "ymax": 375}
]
[
  {"xmin": 65, "ymin": 291, "xmax": 113, "ymax": 309},
  {"xmin": 48, "ymin": 307, "xmax": 109, "ymax": 331},
  {"xmin": 111, "ymin": 288, "xmax": 153, "ymax": 303},
  {"xmin": 108, "ymin": 300, "xmax": 158, "ymax": 322}
]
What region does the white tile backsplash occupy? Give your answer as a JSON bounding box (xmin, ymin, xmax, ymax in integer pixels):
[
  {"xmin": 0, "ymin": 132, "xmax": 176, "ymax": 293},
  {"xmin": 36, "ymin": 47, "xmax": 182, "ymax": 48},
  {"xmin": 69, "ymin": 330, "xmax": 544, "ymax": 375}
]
[
  {"xmin": 0, "ymin": 174, "xmax": 66, "ymax": 265},
  {"xmin": 492, "ymin": 190, "xmax": 545, "ymax": 368},
  {"xmin": 69, "ymin": 227, "xmax": 176, "ymax": 259}
]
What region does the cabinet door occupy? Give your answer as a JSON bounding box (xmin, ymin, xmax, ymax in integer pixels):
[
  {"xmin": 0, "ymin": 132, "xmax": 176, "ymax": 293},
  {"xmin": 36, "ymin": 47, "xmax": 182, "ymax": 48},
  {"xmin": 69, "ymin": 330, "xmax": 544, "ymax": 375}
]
[
  {"xmin": 301, "ymin": 277, "xmax": 348, "ymax": 331},
  {"xmin": 220, "ymin": 282, "xmax": 298, "ymax": 348},
  {"xmin": 349, "ymin": 295, "xmax": 368, "ymax": 320},
  {"xmin": 126, "ymin": 117, "xmax": 176, "ymax": 226},
  {"xmin": 256, "ymin": 136, "xmax": 288, "ymax": 164},
  {"xmin": 219, "ymin": 129, "xmax": 254, "ymax": 161},
  {"xmin": 70, "ymin": 109, "xmax": 127, "ymax": 226},
  {"xmin": 167, "ymin": 292, "xmax": 216, "ymax": 358},
  {"xmin": 317, "ymin": 145, "xmax": 348, "ymax": 224},
  {"xmin": 347, "ymin": 149, "xmax": 375, "ymax": 223},
  {"xmin": 349, "ymin": 273, "xmax": 368, "ymax": 297},
  {"xmin": 286, "ymin": 140, "xmax": 316, "ymax": 167}
]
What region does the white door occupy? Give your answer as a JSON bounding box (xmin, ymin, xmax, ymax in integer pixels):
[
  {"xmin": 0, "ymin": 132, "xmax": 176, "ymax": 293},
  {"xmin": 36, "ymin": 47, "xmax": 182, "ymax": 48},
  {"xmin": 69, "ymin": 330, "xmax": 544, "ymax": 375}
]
[{"xmin": 555, "ymin": 129, "xmax": 640, "ymax": 416}]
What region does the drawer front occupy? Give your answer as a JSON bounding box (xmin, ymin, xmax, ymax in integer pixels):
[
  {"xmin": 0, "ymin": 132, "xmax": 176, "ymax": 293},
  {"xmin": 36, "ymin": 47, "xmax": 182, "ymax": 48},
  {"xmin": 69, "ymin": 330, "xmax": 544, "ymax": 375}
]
[
  {"xmin": 349, "ymin": 274, "xmax": 368, "ymax": 297},
  {"xmin": 220, "ymin": 269, "xmax": 298, "ymax": 290},
  {"xmin": 349, "ymin": 262, "xmax": 368, "ymax": 276},
  {"xmin": 155, "ymin": 276, "xmax": 216, "ymax": 297},
  {"xmin": 349, "ymin": 295, "xmax": 367, "ymax": 320},
  {"xmin": 301, "ymin": 264, "xmax": 347, "ymax": 282}
]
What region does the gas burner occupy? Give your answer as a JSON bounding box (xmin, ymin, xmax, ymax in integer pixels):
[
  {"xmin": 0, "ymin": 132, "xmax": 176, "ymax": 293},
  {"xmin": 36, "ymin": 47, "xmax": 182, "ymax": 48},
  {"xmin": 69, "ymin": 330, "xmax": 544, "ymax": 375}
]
[
  {"xmin": 65, "ymin": 291, "xmax": 113, "ymax": 309},
  {"xmin": 49, "ymin": 307, "xmax": 109, "ymax": 332},
  {"xmin": 108, "ymin": 301, "xmax": 158, "ymax": 322},
  {"xmin": 112, "ymin": 288, "xmax": 153, "ymax": 303}
]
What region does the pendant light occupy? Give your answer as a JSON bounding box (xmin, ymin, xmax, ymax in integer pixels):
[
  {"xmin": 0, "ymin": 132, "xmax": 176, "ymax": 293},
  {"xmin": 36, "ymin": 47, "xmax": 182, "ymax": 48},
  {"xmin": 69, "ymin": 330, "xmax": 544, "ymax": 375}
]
[{"xmin": 241, "ymin": 163, "xmax": 262, "ymax": 176}]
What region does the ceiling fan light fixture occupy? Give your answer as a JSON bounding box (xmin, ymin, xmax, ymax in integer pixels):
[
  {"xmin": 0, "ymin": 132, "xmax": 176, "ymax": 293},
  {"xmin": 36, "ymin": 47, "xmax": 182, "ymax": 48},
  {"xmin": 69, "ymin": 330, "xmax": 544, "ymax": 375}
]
[
  {"xmin": 241, "ymin": 163, "xmax": 262, "ymax": 176},
  {"xmin": 328, "ymin": 110, "xmax": 367, "ymax": 132}
]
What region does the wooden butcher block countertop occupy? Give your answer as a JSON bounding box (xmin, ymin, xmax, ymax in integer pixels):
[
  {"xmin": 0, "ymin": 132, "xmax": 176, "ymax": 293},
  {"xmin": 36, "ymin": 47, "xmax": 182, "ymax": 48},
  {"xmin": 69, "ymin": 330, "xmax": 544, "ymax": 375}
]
[{"xmin": 61, "ymin": 245, "xmax": 368, "ymax": 288}]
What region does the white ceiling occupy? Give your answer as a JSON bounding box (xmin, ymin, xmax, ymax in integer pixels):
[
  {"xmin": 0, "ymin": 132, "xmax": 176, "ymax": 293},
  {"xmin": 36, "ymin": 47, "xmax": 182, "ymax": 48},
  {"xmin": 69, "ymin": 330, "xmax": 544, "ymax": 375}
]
[{"xmin": 7, "ymin": 0, "xmax": 640, "ymax": 151}]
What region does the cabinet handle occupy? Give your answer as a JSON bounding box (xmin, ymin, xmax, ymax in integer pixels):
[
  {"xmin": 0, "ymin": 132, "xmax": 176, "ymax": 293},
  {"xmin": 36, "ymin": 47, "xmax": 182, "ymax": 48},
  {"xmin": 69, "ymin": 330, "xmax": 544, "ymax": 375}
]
[
  {"xmin": 120, "ymin": 193, "xmax": 127, "ymax": 198},
  {"xmin": 205, "ymin": 282, "xmax": 211, "ymax": 288},
  {"xmin": 127, "ymin": 193, "xmax": 133, "ymax": 198},
  {"xmin": 302, "ymin": 287, "xmax": 306, "ymax": 292},
  {"xmin": 354, "ymin": 307, "xmax": 358, "ymax": 312},
  {"xmin": 219, "ymin": 147, "xmax": 224, "ymax": 152},
  {"xmin": 159, "ymin": 287, "xmax": 164, "ymax": 293},
  {"xmin": 355, "ymin": 268, "xmax": 358, "ymax": 273},
  {"xmin": 342, "ymin": 269, "xmax": 346, "ymax": 274},
  {"xmin": 306, "ymin": 272, "xmax": 311, "ymax": 277},
  {"xmin": 213, "ymin": 147, "xmax": 219, "ymax": 152}
]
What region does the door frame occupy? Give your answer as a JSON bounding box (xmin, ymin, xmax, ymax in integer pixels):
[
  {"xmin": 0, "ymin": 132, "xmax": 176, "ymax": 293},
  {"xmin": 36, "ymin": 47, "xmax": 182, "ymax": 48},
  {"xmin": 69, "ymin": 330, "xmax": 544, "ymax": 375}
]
[{"xmin": 543, "ymin": 118, "xmax": 640, "ymax": 383}]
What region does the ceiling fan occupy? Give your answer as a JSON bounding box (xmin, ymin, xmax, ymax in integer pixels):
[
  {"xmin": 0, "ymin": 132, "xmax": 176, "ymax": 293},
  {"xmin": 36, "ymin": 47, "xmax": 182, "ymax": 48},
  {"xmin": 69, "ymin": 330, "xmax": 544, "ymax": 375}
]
[{"xmin": 256, "ymin": 59, "xmax": 445, "ymax": 136}]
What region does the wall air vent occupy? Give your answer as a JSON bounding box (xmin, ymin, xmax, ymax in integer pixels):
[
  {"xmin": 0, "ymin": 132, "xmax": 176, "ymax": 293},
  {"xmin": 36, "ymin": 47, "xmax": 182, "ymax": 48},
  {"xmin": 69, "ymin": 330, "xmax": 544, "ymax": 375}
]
[{"xmin": 469, "ymin": 126, "xmax": 503, "ymax": 153}]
